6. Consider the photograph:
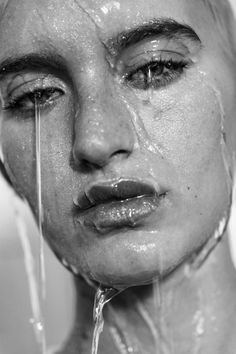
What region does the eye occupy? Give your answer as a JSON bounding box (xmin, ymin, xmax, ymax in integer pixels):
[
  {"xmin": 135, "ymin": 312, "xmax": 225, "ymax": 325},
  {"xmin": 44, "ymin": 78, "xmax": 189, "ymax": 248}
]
[
  {"xmin": 124, "ymin": 59, "xmax": 189, "ymax": 90},
  {"xmin": 3, "ymin": 87, "xmax": 64, "ymax": 113}
]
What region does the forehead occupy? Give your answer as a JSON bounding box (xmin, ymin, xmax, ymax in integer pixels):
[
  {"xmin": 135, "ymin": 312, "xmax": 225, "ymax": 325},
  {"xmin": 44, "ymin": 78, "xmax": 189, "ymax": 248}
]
[
  {"xmin": 0, "ymin": 0, "xmax": 219, "ymax": 60},
  {"xmin": 0, "ymin": 0, "xmax": 214, "ymax": 33}
]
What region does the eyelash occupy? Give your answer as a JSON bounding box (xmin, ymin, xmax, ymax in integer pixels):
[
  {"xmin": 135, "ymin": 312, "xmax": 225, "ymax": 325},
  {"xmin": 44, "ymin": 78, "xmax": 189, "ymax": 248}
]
[
  {"xmin": 124, "ymin": 58, "xmax": 189, "ymax": 90},
  {"xmin": 3, "ymin": 87, "xmax": 64, "ymax": 113},
  {"xmin": 2, "ymin": 58, "xmax": 188, "ymax": 114}
]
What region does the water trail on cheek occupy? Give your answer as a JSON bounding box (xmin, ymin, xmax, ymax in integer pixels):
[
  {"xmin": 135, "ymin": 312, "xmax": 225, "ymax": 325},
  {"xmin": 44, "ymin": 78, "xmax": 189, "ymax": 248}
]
[
  {"xmin": 91, "ymin": 286, "xmax": 122, "ymax": 354},
  {"xmin": 114, "ymin": 88, "xmax": 170, "ymax": 353},
  {"xmin": 34, "ymin": 100, "xmax": 47, "ymax": 353},
  {"xmin": 118, "ymin": 91, "xmax": 164, "ymax": 156},
  {"xmin": 191, "ymin": 215, "xmax": 228, "ymax": 270},
  {"xmin": 189, "ymin": 72, "xmax": 233, "ymax": 271}
]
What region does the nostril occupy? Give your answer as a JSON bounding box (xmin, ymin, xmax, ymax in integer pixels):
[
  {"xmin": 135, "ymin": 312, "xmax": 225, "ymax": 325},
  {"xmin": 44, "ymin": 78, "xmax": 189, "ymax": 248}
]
[
  {"xmin": 80, "ymin": 158, "xmax": 92, "ymax": 168},
  {"xmin": 73, "ymin": 149, "xmax": 130, "ymax": 170},
  {"xmin": 110, "ymin": 149, "xmax": 130, "ymax": 159},
  {"xmin": 80, "ymin": 157, "xmax": 106, "ymax": 169}
]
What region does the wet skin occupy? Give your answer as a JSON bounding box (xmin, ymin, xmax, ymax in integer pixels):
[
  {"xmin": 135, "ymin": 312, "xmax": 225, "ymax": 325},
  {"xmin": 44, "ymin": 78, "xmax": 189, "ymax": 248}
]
[{"xmin": 0, "ymin": 0, "xmax": 236, "ymax": 289}]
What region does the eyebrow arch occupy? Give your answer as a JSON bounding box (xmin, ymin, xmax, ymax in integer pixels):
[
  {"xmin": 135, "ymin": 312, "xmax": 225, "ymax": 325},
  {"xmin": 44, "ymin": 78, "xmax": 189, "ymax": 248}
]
[
  {"xmin": 106, "ymin": 18, "xmax": 201, "ymax": 53},
  {"xmin": 0, "ymin": 52, "xmax": 68, "ymax": 78}
]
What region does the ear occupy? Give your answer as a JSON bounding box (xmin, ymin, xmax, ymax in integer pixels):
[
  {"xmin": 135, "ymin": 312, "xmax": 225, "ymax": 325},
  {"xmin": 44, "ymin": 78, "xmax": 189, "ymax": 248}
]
[{"xmin": 0, "ymin": 159, "xmax": 13, "ymax": 187}]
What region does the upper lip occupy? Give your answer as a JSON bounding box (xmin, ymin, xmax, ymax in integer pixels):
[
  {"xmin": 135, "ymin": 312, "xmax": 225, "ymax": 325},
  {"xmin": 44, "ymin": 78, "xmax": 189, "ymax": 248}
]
[{"xmin": 74, "ymin": 178, "xmax": 162, "ymax": 210}]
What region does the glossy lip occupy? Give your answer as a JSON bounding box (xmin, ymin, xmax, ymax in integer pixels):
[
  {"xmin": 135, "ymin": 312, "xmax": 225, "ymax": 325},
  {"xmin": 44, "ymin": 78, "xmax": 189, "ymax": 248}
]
[{"xmin": 73, "ymin": 178, "xmax": 167, "ymax": 234}]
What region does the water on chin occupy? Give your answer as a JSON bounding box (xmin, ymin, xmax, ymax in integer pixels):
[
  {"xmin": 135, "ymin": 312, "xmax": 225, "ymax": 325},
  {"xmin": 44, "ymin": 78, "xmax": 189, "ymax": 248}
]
[{"xmin": 92, "ymin": 286, "xmax": 123, "ymax": 354}]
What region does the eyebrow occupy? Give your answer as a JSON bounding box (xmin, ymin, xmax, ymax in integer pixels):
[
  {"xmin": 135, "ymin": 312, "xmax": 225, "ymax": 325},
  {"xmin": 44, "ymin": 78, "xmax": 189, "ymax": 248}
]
[
  {"xmin": 105, "ymin": 18, "xmax": 201, "ymax": 53},
  {"xmin": 0, "ymin": 18, "xmax": 201, "ymax": 78},
  {"xmin": 0, "ymin": 52, "xmax": 68, "ymax": 78}
]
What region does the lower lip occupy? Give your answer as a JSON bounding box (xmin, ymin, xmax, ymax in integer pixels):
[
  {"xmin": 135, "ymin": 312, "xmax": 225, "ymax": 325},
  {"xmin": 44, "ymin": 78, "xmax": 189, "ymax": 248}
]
[{"xmin": 76, "ymin": 195, "xmax": 163, "ymax": 233}]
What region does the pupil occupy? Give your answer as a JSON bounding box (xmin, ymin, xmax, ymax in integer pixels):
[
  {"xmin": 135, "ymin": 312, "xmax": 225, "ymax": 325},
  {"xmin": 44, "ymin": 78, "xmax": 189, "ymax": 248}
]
[
  {"xmin": 148, "ymin": 62, "xmax": 164, "ymax": 77},
  {"xmin": 32, "ymin": 91, "xmax": 43, "ymax": 103}
]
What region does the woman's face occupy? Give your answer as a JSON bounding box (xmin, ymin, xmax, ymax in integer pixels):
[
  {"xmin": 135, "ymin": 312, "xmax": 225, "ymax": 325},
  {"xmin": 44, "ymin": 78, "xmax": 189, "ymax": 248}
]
[{"xmin": 0, "ymin": 0, "xmax": 235, "ymax": 288}]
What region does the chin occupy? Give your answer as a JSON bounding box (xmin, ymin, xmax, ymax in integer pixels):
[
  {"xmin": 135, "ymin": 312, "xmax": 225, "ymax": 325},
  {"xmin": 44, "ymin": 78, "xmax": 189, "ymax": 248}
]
[
  {"xmin": 74, "ymin": 219, "xmax": 223, "ymax": 289},
  {"xmin": 74, "ymin": 228, "xmax": 177, "ymax": 289}
]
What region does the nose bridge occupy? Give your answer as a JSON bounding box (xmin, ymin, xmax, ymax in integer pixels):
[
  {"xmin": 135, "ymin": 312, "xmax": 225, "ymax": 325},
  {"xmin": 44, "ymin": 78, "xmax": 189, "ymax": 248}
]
[{"xmin": 73, "ymin": 77, "xmax": 134, "ymax": 167}]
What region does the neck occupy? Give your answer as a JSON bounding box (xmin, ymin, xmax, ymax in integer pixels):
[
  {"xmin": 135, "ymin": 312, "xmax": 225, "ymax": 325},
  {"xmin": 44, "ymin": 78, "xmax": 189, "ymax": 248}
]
[{"xmin": 62, "ymin": 234, "xmax": 236, "ymax": 354}]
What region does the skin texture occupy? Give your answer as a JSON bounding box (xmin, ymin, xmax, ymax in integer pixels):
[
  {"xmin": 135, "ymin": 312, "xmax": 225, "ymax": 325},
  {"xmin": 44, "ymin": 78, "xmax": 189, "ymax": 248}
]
[{"xmin": 0, "ymin": 0, "xmax": 236, "ymax": 352}]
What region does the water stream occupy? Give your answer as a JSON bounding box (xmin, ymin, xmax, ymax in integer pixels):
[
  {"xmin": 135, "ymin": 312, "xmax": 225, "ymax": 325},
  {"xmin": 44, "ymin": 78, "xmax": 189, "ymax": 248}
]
[
  {"xmin": 152, "ymin": 279, "xmax": 168, "ymax": 354},
  {"xmin": 33, "ymin": 100, "xmax": 47, "ymax": 353},
  {"xmin": 35, "ymin": 100, "xmax": 46, "ymax": 303},
  {"xmin": 13, "ymin": 197, "xmax": 47, "ymax": 353},
  {"xmin": 91, "ymin": 286, "xmax": 122, "ymax": 354},
  {"xmin": 0, "ymin": 99, "xmax": 47, "ymax": 353},
  {"xmin": 189, "ymin": 72, "xmax": 234, "ymax": 272}
]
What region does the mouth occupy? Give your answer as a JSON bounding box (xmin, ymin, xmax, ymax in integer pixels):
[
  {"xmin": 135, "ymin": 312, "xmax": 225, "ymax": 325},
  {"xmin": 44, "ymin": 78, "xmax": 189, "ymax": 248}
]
[{"xmin": 74, "ymin": 178, "xmax": 167, "ymax": 234}]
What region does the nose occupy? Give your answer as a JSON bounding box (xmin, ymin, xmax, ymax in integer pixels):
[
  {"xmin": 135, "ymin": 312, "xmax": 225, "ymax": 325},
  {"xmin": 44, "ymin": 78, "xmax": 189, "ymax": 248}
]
[{"xmin": 72, "ymin": 88, "xmax": 135, "ymax": 169}]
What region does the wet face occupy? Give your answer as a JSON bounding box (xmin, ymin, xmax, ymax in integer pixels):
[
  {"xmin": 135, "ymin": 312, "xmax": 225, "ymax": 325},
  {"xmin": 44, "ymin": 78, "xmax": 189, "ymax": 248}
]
[{"xmin": 0, "ymin": 0, "xmax": 235, "ymax": 288}]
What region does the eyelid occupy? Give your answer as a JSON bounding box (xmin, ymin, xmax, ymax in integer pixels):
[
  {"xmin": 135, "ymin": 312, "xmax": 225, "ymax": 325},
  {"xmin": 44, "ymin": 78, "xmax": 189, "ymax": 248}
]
[
  {"xmin": 1, "ymin": 75, "xmax": 66, "ymax": 114},
  {"xmin": 121, "ymin": 53, "xmax": 191, "ymax": 91},
  {"xmin": 115, "ymin": 34, "xmax": 200, "ymax": 76},
  {"xmin": 2, "ymin": 87, "xmax": 65, "ymax": 116},
  {"xmin": 118, "ymin": 50, "xmax": 192, "ymax": 83},
  {"xmin": 123, "ymin": 51, "xmax": 189, "ymax": 74},
  {"xmin": 117, "ymin": 37, "xmax": 191, "ymax": 61},
  {"xmin": 2, "ymin": 74, "xmax": 66, "ymax": 102}
]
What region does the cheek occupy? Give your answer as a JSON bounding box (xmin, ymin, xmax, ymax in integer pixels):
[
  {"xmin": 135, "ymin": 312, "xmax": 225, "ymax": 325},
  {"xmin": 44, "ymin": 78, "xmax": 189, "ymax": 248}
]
[
  {"xmin": 136, "ymin": 76, "xmax": 229, "ymax": 191},
  {"xmin": 0, "ymin": 102, "xmax": 74, "ymax": 210},
  {"xmin": 1, "ymin": 118, "xmax": 36, "ymax": 196},
  {"xmin": 126, "ymin": 73, "xmax": 231, "ymax": 250}
]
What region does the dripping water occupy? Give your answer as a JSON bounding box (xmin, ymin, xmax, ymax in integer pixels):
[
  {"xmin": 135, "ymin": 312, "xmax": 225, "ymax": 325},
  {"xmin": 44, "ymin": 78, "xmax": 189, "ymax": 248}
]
[
  {"xmin": 152, "ymin": 279, "xmax": 161, "ymax": 353},
  {"xmin": 0, "ymin": 92, "xmax": 47, "ymax": 351},
  {"xmin": 34, "ymin": 99, "xmax": 47, "ymax": 353},
  {"xmin": 35, "ymin": 99, "xmax": 46, "ymax": 301},
  {"xmin": 191, "ymin": 215, "xmax": 228, "ymax": 270},
  {"xmin": 108, "ymin": 307, "xmax": 135, "ymax": 354},
  {"xmin": 13, "ymin": 197, "xmax": 46, "ymax": 352},
  {"xmin": 91, "ymin": 286, "xmax": 121, "ymax": 354},
  {"xmin": 189, "ymin": 72, "xmax": 233, "ymax": 272},
  {"xmin": 153, "ymin": 279, "xmax": 173, "ymax": 354}
]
